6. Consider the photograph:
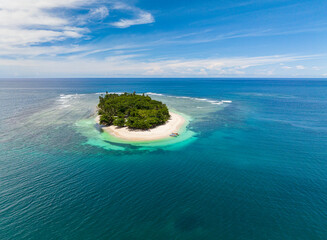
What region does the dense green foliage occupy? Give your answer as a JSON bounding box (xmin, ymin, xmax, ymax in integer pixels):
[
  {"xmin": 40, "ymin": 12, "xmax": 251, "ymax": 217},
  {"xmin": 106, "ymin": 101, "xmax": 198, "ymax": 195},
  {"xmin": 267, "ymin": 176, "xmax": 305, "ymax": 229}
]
[{"xmin": 98, "ymin": 92, "xmax": 170, "ymax": 129}]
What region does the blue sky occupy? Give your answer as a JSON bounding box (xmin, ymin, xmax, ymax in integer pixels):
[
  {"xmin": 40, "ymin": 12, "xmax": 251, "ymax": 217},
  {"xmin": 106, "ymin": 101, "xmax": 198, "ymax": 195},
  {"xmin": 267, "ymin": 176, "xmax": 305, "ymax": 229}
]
[{"xmin": 1, "ymin": 0, "xmax": 327, "ymax": 77}]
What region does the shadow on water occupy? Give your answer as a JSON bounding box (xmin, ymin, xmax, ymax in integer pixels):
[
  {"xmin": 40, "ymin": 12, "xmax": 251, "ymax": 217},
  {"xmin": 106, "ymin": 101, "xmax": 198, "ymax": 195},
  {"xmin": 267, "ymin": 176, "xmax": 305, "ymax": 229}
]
[{"xmin": 103, "ymin": 140, "xmax": 141, "ymax": 150}]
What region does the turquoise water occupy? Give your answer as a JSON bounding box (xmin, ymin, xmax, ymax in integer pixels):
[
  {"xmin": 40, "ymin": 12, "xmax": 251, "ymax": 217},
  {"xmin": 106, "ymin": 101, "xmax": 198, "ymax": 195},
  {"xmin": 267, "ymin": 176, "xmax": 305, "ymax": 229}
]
[{"xmin": 1, "ymin": 79, "xmax": 327, "ymax": 239}]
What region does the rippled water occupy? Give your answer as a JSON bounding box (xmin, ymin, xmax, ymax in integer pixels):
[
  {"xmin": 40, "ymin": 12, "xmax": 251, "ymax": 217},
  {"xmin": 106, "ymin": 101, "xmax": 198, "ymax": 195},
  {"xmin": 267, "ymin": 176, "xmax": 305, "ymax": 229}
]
[{"xmin": 1, "ymin": 79, "xmax": 327, "ymax": 239}]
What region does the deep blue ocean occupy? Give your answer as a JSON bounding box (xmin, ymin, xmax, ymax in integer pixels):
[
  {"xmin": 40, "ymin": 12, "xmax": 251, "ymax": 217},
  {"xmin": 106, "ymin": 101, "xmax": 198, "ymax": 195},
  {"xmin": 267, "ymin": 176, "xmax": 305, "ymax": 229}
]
[{"xmin": 1, "ymin": 78, "xmax": 327, "ymax": 239}]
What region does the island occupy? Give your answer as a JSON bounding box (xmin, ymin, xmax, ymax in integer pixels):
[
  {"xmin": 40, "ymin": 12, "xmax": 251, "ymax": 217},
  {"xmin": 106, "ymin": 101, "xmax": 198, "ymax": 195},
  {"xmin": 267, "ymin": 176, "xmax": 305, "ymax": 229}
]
[{"xmin": 96, "ymin": 92, "xmax": 186, "ymax": 141}]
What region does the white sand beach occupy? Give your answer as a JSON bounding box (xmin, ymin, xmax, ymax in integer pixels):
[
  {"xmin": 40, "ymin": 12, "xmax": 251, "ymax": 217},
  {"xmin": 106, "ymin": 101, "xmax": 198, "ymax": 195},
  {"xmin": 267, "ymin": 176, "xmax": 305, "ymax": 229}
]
[{"xmin": 96, "ymin": 112, "xmax": 186, "ymax": 142}]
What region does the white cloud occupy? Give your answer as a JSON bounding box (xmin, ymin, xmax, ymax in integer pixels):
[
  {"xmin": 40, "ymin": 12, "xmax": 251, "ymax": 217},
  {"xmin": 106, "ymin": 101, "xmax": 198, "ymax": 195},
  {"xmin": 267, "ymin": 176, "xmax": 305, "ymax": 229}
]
[
  {"xmin": 0, "ymin": 45, "xmax": 87, "ymax": 57},
  {"xmin": 0, "ymin": 1, "xmax": 321, "ymax": 78},
  {"xmin": 296, "ymin": 65, "xmax": 305, "ymax": 69},
  {"xmin": 0, "ymin": 28, "xmax": 85, "ymax": 47},
  {"xmin": 77, "ymin": 6, "xmax": 109, "ymax": 24},
  {"xmin": 90, "ymin": 7, "xmax": 109, "ymax": 20},
  {"xmin": 282, "ymin": 66, "xmax": 292, "ymax": 69},
  {"xmin": 111, "ymin": 12, "xmax": 154, "ymax": 28},
  {"xmin": 110, "ymin": 2, "xmax": 154, "ymax": 28},
  {"xmin": 0, "ymin": 0, "xmax": 95, "ymax": 47},
  {"xmin": 0, "ymin": 0, "xmax": 153, "ymax": 48},
  {"xmin": 0, "ymin": 54, "xmax": 317, "ymax": 77}
]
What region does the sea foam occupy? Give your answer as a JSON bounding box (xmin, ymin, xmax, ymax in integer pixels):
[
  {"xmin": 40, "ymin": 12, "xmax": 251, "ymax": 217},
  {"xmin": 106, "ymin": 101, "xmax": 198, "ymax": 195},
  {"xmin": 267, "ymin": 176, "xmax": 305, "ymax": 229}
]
[{"xmin": 146, "ymin": 92, "xmax": 232, "ymax": 106}]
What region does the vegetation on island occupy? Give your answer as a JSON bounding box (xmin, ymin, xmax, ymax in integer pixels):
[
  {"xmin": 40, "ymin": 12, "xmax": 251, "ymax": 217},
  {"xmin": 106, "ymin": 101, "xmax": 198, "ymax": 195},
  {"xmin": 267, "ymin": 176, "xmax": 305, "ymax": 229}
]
[{"xmin": 98, "ymin": 92, "xmax": 170, "ymax": 130}]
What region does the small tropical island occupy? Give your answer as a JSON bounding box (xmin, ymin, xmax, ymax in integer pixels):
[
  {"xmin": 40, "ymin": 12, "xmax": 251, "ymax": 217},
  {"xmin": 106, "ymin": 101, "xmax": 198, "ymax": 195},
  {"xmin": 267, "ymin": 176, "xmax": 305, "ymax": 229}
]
[{"xmin": 96, "ymin": 92, "xmax": 186, "ymax": 141}]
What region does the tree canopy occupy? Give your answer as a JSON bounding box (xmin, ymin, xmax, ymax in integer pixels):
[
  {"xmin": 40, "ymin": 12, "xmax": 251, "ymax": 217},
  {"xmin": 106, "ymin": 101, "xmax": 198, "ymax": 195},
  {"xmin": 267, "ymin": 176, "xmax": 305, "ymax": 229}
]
[{"xmin": 98, "ymin": 92, "xmax": 170, "ymax": 130}]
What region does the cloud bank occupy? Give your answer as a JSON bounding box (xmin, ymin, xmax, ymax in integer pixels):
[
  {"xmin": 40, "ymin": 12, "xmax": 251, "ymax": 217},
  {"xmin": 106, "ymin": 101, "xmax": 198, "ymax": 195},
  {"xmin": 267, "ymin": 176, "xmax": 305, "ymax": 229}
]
[{"xmin": 0, "ymin": 54, "xmax": 318, "ymax": 77}]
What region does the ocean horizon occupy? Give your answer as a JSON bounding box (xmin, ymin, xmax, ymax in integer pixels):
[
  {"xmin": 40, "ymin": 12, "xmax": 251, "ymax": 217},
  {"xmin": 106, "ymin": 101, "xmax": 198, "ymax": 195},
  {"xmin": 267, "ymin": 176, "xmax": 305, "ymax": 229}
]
[{"xmin": 1, "ymin": 78, "xmax": 327, "ymax": 239}]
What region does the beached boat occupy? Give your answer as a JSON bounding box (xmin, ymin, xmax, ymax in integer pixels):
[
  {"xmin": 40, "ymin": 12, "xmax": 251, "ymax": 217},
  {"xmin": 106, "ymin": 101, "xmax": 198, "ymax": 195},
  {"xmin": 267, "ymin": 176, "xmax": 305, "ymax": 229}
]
[{"xmin": 170, "ymin": 133, "xmax": 179, "ymax": 137}]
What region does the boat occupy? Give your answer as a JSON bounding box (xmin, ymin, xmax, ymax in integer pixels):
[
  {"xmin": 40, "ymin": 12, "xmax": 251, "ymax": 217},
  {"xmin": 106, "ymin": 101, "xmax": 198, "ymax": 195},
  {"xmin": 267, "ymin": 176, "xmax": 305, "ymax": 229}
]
[{"xmin": 170, "ymin": 133, "xmax": 179, "ymax": 137}]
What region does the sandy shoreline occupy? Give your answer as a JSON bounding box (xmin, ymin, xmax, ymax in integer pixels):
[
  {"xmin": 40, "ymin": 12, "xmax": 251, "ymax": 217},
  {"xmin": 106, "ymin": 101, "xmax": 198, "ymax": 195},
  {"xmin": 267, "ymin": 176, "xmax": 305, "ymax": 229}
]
[{"xmin": 96, "ymin": 112, "xmax": 186, "ymax": 142}]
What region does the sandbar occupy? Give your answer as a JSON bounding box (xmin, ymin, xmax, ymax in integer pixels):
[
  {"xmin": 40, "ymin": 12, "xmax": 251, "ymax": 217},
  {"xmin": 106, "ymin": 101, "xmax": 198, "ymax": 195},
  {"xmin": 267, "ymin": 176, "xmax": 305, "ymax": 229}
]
[{"xmin": 96, "ymin": 112, "xmax": 186, "ymax": 142}]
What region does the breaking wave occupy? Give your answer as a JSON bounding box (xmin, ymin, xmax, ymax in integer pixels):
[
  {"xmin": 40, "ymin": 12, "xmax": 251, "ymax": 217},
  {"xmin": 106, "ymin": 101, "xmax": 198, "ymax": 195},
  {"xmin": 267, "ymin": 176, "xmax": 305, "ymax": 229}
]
[{"xmin": 146, "ymin": 92, "xmax": 232, "ymax": 106}]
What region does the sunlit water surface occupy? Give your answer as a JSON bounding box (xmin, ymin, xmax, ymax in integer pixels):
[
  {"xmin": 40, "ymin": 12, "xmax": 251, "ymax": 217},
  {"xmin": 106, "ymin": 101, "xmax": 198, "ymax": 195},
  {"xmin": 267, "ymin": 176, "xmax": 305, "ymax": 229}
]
[{"xmin": 1, "ymin": 79, "xmax": 327, "ymax": 239}]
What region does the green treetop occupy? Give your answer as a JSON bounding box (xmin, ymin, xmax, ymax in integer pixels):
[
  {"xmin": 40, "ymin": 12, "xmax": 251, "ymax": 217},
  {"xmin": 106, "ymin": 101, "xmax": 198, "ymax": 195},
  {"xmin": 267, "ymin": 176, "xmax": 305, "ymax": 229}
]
[{"xmin": 98, "ymin": 92, "xmax": 170, "ymax": 130}]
